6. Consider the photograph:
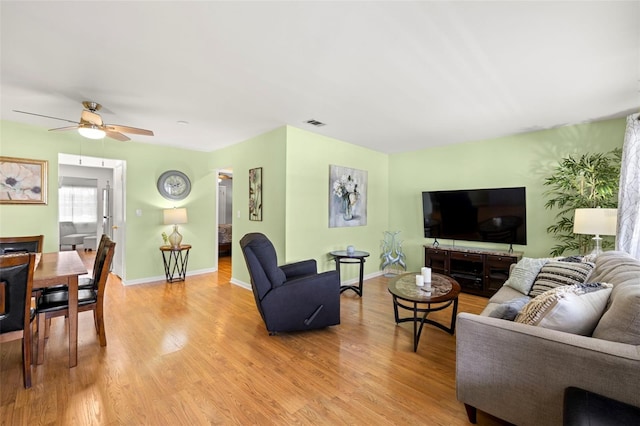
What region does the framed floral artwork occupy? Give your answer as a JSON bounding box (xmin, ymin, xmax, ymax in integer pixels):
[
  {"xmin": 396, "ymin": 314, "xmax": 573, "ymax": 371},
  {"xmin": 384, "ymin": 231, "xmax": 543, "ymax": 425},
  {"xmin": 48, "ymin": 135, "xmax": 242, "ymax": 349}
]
[
  {"xmin": 0, "ymin": 156, "xmax": 48, "ymax": 204},
  {"xmin": 329, "ymin": 165, "xmax": 367, "ymax": 228},
  {"xmin": 249, "ymin": 167, "xmax": 262, "ymax": 221}
]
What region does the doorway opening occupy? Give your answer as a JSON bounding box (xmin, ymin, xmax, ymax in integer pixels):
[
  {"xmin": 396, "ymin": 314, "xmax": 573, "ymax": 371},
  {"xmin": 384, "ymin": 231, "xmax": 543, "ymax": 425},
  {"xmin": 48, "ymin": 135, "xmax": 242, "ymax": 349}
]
[
  {"xmin": 217, "ymin": 169, "xmax": 233, "ymax": 259},
  {"xmin": 58, "ymin": 153, "xmax": 126, "ymax": 279}
]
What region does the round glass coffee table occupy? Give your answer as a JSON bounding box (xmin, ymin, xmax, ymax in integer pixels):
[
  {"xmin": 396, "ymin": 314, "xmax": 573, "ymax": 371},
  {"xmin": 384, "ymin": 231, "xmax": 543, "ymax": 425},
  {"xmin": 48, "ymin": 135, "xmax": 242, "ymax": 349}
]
[{"xmin": 388, "ymin": 272, "xmax": 461, "ymax": 352}]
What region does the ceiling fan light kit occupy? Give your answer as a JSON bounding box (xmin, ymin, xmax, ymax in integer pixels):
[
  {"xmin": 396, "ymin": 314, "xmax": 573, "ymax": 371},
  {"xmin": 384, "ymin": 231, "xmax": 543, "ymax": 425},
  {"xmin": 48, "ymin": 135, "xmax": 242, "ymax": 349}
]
[
  {"xmin": 77, "ymin": 125, "xmax": 106, "ymax": 140},
  {"xmin": 13, "ymin": 101, "xmax": 154, "ymax": 142}
]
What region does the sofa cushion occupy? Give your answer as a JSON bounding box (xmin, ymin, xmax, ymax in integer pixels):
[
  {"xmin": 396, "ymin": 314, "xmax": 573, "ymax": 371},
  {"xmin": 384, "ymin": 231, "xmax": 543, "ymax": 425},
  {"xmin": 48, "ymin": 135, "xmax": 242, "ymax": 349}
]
[
  {"xmin": 528, "ymin": 260, "xmax": 595, "ymax": 297},
  {"xmin": 588, "ymin": 251, "xmax": 640, "ymax": 345},
  {"xmin": 503, "ymin": 257, "xmax": 549, "ymax": 295},
  {"xmin": 589, "ymin": 251, "xmax": 640, "ymax": 294},
  {"xmin": 487, "ymin": 296, "xmax": 531, "ymax": 320},
  {"xmin": 515, "ymin": 282, "xmax": 612, "ymax": 335},
  {"xmin": 592, "ymin": 284, "xmax": 640, "ymax": 345}
]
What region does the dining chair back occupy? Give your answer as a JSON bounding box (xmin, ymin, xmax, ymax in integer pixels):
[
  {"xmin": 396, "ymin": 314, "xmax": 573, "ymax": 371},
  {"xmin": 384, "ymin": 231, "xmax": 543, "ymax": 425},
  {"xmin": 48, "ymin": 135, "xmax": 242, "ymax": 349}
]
[
  {"xmin": 37, "ymin": 238, "xmax": 116, "ymax": 360},
  {"xmin": 0, "ymin": 235, "xmax": 44, "ymax": 254},
  {"xmin": 0, "ymin": 253, "xmax": 37, "ymax": 388},
  {"xmin": 76, "ymin": 234, "xmax": 109, "ymax": 290}
]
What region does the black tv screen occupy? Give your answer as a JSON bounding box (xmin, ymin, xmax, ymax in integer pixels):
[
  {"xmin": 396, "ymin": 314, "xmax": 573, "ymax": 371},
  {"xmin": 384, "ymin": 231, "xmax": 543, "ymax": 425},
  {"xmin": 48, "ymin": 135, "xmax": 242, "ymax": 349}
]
[{"xmin": 422, "ymin": 187, "xmax": 527, "ymax": 245}]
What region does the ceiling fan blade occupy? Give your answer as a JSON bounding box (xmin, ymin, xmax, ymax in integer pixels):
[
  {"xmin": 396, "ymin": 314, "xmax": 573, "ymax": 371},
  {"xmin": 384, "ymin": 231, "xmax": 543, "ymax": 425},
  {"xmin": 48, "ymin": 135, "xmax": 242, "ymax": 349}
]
[
  {"xmin": 105, "ymin": 130, "xmax": 130, "ymax": 141},
  {"xmin": 48, "ymin": 125, "xmax": 80, "ymax": 132},
  {"xmin": 105, "ymin": 124, "xmax": 154, "ymax": 136},
  {"xmin": 81, "ymin": 110, "xmax": 103, "ymax": 126},
  {"xmin": 13, "ymin": 110, "xmax": 79, "ymax": 124}
]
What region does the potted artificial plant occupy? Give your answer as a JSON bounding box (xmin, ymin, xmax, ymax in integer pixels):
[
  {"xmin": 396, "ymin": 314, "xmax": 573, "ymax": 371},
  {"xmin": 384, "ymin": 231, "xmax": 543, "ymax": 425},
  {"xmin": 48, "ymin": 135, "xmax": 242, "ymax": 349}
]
[{"xmin": 543, "ymin": 148, "xmax": 621, "ymax": 256}]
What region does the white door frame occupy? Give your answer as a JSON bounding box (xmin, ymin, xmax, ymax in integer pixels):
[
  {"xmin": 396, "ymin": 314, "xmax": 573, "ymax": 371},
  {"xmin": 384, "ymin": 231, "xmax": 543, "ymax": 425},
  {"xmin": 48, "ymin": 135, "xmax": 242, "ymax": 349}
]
[{"xmin": 58, "ymin": 153, "xmax": 126, "ymax": 279}]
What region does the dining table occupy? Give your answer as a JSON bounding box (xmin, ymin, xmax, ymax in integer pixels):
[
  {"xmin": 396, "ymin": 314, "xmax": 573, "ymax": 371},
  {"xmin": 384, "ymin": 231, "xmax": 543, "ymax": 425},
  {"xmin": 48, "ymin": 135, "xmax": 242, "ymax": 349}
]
[{"xmin": 33, "ymin": 251, "xmax": 88, "ymax": 367}]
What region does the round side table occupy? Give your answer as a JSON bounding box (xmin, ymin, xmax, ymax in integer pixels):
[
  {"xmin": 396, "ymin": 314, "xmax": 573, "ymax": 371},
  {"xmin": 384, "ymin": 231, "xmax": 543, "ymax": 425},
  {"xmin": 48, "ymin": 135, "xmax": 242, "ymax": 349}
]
[
  {"xmin": 160, "ymin": 244, "xmax": 191, "ymax": 282},
  {"xmin": 329, "ymin": 250, "xmax": 370, "ymax": 296}
]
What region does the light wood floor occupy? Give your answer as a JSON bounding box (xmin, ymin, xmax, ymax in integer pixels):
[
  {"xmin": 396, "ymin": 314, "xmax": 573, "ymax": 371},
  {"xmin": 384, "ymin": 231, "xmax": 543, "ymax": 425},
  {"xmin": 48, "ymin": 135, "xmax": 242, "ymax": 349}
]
[{"xmin": 1, "ymin": 254, "xmax": 507, "ymax": 425}]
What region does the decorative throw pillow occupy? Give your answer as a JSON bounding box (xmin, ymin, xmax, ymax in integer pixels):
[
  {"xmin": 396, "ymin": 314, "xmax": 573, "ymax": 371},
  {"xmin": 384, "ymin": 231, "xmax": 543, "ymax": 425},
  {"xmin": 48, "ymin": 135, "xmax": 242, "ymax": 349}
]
[
  {"xmin": 488, "ymin": 296, "xmax": 531, "ymax": 321},
  {"xmin": 558, "ymin": 255, "xmax": 584, "ymax": 263},
  {"xmin": 503, "ymin": 257, "xmax": 550, "ymax": 295},
  {"xmin": 528, "ymin": 261, "xmax": 595, "ymax": 297},
  {"xmin": 515, "ymin": 282, "xmax": 612, "ymax": 335}
]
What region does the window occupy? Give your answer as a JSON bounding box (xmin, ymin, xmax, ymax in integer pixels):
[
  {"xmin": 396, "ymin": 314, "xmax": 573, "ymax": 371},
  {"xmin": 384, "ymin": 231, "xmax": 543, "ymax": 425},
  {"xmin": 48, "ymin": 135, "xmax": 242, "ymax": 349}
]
[{"xmin": 59, "ymin": 185, "xmax": 98, "ymax": 223}]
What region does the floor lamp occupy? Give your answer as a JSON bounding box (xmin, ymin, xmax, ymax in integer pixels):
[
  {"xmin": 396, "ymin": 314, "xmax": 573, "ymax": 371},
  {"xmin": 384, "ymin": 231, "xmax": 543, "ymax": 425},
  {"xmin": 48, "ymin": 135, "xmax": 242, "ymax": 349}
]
[{"xmin": 573, "ymin": 208, "xmax": 617, "ymax": 256}]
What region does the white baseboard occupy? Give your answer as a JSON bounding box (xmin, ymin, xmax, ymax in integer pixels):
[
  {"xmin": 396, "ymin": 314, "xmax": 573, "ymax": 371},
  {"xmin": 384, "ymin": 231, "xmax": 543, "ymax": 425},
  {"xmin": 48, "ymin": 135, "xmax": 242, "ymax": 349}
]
[
  {"xmin": 230, "ymin": 278, "xmax": 251, "ymax": 290},
  {"xmin": 123, "ymin": 268, "xmax": 384, "ymax": 287},
  {"xmin": 122, "ymin": 267, "xmax": 217, "ymax": 286},
  {"xmin": 229, "ymin": 270, "xmax": 384, "ymax": 291}
]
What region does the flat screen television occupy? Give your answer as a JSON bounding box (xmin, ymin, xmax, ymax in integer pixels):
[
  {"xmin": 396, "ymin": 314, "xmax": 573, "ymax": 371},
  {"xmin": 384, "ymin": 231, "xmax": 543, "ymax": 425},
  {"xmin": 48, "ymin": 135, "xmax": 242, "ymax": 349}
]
[{"xmin": 422, "ymin": 187, "xmax": 527, "ymax": 246}]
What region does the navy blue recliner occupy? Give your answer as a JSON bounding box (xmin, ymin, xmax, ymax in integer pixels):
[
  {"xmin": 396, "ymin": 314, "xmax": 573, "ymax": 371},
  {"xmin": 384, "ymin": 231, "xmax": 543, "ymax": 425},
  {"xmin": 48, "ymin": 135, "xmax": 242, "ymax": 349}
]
[{"xmin": 239, "ymin": 233, "xmax": 340, "ymax": 334}]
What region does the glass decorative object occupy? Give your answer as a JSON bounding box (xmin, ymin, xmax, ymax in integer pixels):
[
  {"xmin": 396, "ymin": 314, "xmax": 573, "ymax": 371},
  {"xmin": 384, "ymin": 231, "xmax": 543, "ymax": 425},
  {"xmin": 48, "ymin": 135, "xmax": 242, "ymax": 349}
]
[{"xmin": 380, "ymin": 231, "xmax": 406, "ymax": 277}]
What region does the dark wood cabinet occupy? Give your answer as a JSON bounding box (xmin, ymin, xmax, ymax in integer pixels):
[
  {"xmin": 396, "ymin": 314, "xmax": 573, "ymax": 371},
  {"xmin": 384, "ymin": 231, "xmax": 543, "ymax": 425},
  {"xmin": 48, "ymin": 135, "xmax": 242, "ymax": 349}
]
[
  {"xmin": 424, "ymin": 245, "xmax": 522, "ymax": 297},
  {"xmin": 424, "ymin": 247, "xmax": 450, "ymax": 275},
  {"xmin": 485, "ymin": 254, "xmax": 516, "ymax": 294}
]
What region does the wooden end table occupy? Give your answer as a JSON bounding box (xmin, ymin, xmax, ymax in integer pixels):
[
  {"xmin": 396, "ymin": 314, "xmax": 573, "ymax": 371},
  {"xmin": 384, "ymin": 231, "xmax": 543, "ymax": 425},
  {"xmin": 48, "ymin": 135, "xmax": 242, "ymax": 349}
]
[
  {"xmin": 388, "ymin": 272, "xmax": 461, "ymax": 352},
  {"xmin": 160, "ymin": 244, "xmax": 191, "ymax": 282}
]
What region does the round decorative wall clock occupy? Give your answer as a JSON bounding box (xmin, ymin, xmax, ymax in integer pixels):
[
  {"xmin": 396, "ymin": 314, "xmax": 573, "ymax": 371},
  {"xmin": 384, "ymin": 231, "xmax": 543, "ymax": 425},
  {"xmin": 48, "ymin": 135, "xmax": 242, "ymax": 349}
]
[{"xmin": 157, "ymin": 170, "xmax": 191, "ymax": 200}]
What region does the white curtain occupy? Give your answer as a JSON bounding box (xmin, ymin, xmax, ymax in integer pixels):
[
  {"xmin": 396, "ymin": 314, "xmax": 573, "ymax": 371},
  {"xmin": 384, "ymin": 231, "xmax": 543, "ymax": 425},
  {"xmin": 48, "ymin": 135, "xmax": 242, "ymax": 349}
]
[
  {"xmin": 617, "ymin": 113, "xmax": 640, "ymax": 258},
  {"xmin": 59, "ymin": 185, "xmax": 98, "ymax": 223}
]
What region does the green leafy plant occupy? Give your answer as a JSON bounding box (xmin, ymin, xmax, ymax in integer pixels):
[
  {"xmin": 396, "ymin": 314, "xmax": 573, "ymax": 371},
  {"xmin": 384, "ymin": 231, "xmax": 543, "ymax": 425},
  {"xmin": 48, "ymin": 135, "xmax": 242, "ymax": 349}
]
[
  {"xmin": 161, "ymin": 232, "xmax": 169, "ymax": 245},
  {"xmin": 543, "ymin": 148, "xmax": 621, "ymax": 256}
]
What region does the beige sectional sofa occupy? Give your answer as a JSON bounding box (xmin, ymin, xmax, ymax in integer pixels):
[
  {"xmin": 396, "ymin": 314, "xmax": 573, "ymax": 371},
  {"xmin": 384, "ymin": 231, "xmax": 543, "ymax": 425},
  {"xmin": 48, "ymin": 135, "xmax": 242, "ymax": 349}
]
[{"xmin": 456, "ymin": 250, "xmax": 640, "ymax": 425}]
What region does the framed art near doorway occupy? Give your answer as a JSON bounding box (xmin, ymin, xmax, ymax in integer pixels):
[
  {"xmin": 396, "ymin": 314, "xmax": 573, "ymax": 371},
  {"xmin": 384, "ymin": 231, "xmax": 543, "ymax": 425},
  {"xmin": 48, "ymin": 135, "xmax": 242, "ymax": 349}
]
[
  {"xmin": 249, "ymin": 167, "xmax": 262, "ymax": 221},
  {"xmin": 0, "ymin": 156, "xmax": 48, "ymax": 204}
]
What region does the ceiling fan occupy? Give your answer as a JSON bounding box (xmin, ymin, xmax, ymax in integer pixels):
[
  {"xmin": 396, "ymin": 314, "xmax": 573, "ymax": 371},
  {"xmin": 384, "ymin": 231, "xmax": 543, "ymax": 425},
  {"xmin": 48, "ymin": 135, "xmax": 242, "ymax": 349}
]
[{"xmin": 13, "ymin": 101, "xmax": 154, "ymax": 141}]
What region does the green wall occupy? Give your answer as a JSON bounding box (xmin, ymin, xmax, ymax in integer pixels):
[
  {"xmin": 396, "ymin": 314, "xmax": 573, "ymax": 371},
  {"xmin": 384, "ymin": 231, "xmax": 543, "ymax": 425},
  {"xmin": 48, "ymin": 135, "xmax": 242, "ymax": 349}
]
[
  {"xmin": 0, "ymin": 120, "xmax": 217, "ymax": 282},
  {"xmin": 1, "ymin": 117, "xmax": 627, "ymax": 285},
  {"xmin": 284, "ymin": 126, "xmax": 389, "ymax": 279},
  {"xmin": 209, "ymin": 127, "xmax": 288, "ymax": 285},
  {"xmin": 388, "ymin": 118, "xmax": 626, "ymax": 271},
  {"xmin": 210, "ymin": 126, "xmax": 389, "ymax": 285},
  {"xmin": 0, "ymin": 122, "xmax": 61, "ymax": 249},
  {"xmin": 115, "ymin": 139, "xmax": 216, "ymax": 282}
]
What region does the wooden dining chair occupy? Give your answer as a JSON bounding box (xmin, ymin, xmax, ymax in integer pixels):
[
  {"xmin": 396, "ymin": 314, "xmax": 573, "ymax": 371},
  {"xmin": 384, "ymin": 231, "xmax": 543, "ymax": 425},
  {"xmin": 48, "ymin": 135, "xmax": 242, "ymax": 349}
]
[
  {"xmin": 79, "ymin": 234, "xmax": 109, "ymax": 289},
  {"xmin": 0, "ymin": 235, "xmax": 44, "ymax": 254},
  {"xmin": 36, "ymin": 238, "xmax": 115, "ymax": 362},
  {"xmin": 44, "ymin": 234, "xmax": 108, "ymax": 293},
  {"xmin": 0, "ymin": 253, "xmax": 37, "ymax": 388}
]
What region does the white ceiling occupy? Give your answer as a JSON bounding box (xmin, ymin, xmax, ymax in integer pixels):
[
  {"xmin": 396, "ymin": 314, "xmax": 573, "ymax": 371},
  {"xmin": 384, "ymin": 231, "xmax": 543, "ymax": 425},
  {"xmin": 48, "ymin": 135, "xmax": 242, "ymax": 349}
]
[{"xmin": 1, "ymin": 1, "xmax": 639, "ymax": 154}]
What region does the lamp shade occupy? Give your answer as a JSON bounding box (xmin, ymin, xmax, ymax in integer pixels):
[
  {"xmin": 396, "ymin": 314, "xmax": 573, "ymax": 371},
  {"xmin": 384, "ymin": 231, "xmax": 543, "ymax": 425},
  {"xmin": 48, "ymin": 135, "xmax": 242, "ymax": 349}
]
[
  {"xmin": 163, "ymin": 207, "xmax": 188, "ymax": 225},
  {"xmin": 573, "ymin": 208, "xmax": 617, "ymax": 236}
]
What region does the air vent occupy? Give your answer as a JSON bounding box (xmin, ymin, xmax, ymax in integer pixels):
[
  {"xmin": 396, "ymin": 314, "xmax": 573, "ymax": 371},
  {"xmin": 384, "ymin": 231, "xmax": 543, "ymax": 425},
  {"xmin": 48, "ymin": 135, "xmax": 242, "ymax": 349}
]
[{"xmin": 305, "ymin": 119, "xmax": 326, "ymax": 127}]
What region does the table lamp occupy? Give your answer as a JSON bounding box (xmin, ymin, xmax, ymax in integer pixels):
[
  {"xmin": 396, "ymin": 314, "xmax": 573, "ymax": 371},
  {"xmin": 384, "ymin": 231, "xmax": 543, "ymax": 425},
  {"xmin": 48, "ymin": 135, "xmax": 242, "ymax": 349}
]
[
  {"xmin": 573, "ymin": 208, "xmax": 617, "ymax": 256},
  {"xmin": 163, "ymin": 207, "xmax": 188, "ymax": 248}
]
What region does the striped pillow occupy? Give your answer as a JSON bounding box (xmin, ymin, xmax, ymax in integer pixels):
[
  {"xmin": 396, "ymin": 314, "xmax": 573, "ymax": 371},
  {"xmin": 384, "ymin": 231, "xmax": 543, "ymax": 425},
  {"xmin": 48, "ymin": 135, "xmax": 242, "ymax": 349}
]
[{"xmin": 528, "ymin": 261, "xmax": 594, "ymax": 297}]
